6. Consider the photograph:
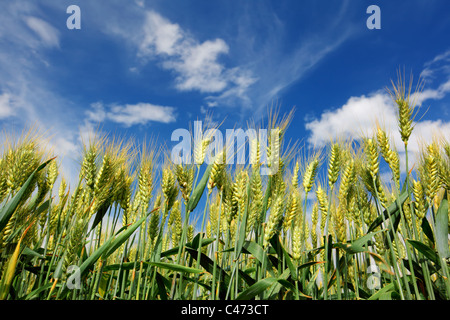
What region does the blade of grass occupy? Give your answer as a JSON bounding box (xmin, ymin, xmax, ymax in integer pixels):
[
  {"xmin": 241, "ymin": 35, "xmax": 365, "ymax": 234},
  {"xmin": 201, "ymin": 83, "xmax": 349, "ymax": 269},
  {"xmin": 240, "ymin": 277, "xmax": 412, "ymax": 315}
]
[{"xmin": 0, "ymin": 158, "xmax": 54, "ymax": 233}]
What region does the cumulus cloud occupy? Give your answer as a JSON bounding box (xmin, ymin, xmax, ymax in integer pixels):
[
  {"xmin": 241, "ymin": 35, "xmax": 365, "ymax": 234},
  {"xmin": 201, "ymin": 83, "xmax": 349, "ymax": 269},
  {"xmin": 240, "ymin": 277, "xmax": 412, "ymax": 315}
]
[
  {"xmin": 306, "ymin": 49, "xmax": 450, "ymax": 159},
  {"xmin": 305, "ymin": 90, "xmax": 450, "ymax": 178},
  {"xmin": 305, "ymin": 93, "xmax": 396, "ymax": 146},
  {"xmin": 306, "ymin": 91, "xmax": 450, "ymax": 150}
]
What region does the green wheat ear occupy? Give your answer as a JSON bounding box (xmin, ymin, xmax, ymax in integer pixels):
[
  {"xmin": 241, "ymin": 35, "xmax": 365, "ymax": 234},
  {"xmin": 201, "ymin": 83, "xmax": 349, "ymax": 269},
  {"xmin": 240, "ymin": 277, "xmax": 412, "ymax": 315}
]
[
  {"xmin": 303, "ymin": 158, "xmax": 319, "ymax": 193},
  {"xmin": 387, "ymin": 69, "xmax": 424, "ymax": 147},
  {"xmin": 328, "ymin": 143, "xmax": 340, "ymax": 187},
  {"xmin": 1, "ymin": 99, "xmax": 449, "ymax": 301},
  {"xmin": 376, "ymin": 126, "xmax": 400, "ymax": 188}
]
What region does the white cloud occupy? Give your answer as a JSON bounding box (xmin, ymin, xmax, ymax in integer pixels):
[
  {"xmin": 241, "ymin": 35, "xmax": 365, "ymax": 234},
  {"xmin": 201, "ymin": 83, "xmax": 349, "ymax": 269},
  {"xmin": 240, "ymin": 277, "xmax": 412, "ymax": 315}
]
[
  {"xmin": 414, "ymin": 50, "xmax": 450, "ymax": 106},
  {"xmin": 421, "ymin": 50, "xmax": 450, "ymax": 80},
  {"xmin": 139, "ymin": 11, "xmax": 183, "ymax": 56},
  {"xmin": 0, "ymin": 93, "xmax": 17, "ymax": 119},
  {"xmin": 108, "ymin": 103, "xmax": 176, "ymax": 126},
  {"xmin": 411, "ymin": 120, "xmax": 450, "ymax": 149},
  {"xmin": 412, "ymin": 78, "xmax": 450, "ymax": 106},
  {"xmin": 86, "ymin": 101, "xmax": 177, "ymax": 127},
  {"xmin": 24, "ymin": 16, "xmax": 60, "ymax": 48},
  {"xmin": 51, "ymin": 136, "xmax": 78, "ymax": 157},
  {"xmin": 305, "ymin": 91, "xmax": 450, "ymax": 171},
  {"xmin": 214, "ymin": 2, "xmax": 355, "ymax": 114},
  {"xmin": 169, "ymin": 39, "xmax": 230, "ymax": 92},
  {"xmin": 136, "ymin": 10, "xmax": 256, "ymax": 99},
  {"xmin": 85, "ymin": 102, "xmax": 107, "ymax": 122},
  {"xmin": 135, "ymin": 0, "xmax": 145, "ymax": 8},
  {"xmin": 98, "ymin": 4, "xmax": 351, "ymax": 113},
  {"xmin": 305, "ymin": 93, "xmax": 396, "ymax": 146},
  {"xmin": 307, "ymin": 49, "xmax": 450, "ymax": 161}
]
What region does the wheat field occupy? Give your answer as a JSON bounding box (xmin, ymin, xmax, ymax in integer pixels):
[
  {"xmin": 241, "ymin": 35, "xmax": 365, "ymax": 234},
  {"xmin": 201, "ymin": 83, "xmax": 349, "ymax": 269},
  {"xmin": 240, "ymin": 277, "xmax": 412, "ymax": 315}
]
[{"xmin": 0, "ymin": 76, "xmax": 449, "ymax": 300}]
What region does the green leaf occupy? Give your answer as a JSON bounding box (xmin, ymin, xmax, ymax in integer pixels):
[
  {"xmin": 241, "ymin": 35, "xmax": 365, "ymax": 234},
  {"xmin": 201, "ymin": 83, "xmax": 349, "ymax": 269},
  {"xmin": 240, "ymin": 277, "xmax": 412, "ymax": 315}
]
[
  {"xmin": 325, "ymin": 235, "xmax": 333, "ymax": 272},
  {"xmin": 53, "ymin": 257, "xmax": 64, "ymax": 280},
  {"xmin": 184, "ymin": 247, "xmax": 231, "ymax": 286},
  {"xmin": 103, "ymin": 261, "xmax": 143, "ymax": 272},
  {"xmin": 0, "ymin": 223, "xmax": 33, "ymax": 300},
  {"xmin": 266, "ymin": 268, "xmax": 292, "ymax": 298},
  {"xmin": 184, "ymin": 246, "xmax": 230, "ymax": 299},
  {"xmin": 368, "ymin": 282, "xmax": 396, "ymax": 300},
  {"xmin": 276, "ymin": 279, "xmax": 311, "ymax": 299},
  {"xmin": 61, "ymin": 210, "xmax": 150, "ymax": 296},
  {"xmin": 407, "ymin": 239, "xmax": 440, "ymax": 265},
  {"xmin": 24, "ymin": 283, "xmax": 55, "ymax": 300},
  {"xmin": 277, "ymin": 279, "xmax": 296, "ymax": 297},
  {"xmin": 0, "ymin": 236, "xmax": 22, "ymax": 299},
  {"xmin": 234, "ymin": 177, "xmax": 252, "ymax": 259},
  {"xmin": 160, "ymin": 236, "xmax": 215, "ymax": 258},
  {"xmin": 421, "ymin": 217, "xmax": 435, "ymax": 243},
  {"xmin": 34, "ymin": 199, "xmax": 51, "ymax": 219},
  {"xmin": 435, "ymin": 192, "xmax": 450, "ymax": 260},
  {"xmin": 102, "ymin": 207, "xmax": 156, "ymax": 259},
  {"xmin": 282, "ymin": 246, "xmax": 297, "ymax": 281},
  {"xmin": 188, "ymin": 233, "xmax": 215, "ymax": 250},
  {"xmin": 236, "ymin": 277, "xmax": 277, "ymax": 300},
  {"xmin": 271, "ymin": 235, "xmax": 297, "ymax": 280},
  {"xmin": 22, "ymin": 247, "xmax": 45, "ymax": 260},
  {"xmin": 297, "ymin": 261, "xmax": 325, "ymax": 271},
  {"xmin": 368, "ymin": 189, "xmax": 408, "ymax": 233},
  {"xmin": 242, "ymin": 241, "xmax": 272, "ymax": 265},
  {"xmin": 238, "ymin": 269, "xmax": 256, "ymax": 287},
  {"xmin": 186, "ymin": 164, "xmax": 212, "ymax": 213},
  {"xmin": 259, "ymin": 175, "xmax": 272, "ymax": 230},
  {"xmin": 148, "ymin": 262, "xmax": 203, "ymax": 274},
  {"xmin": 155, "ymin": 272, "xmax": 169, "ymax": 300},
  {"xmin": 98, "ymin": 272, "xmax": 111, "ymax": 298},
  {"xmin": 335, "ymin": 230, "xmax": 383, "ymax": 254},
  {"xmin": 89, "ymin": 194, "xmax": 112, "ymax": 232},
  {"xmin": 0, "ymin": 158, "xmax": 54, "ymax": 233}
]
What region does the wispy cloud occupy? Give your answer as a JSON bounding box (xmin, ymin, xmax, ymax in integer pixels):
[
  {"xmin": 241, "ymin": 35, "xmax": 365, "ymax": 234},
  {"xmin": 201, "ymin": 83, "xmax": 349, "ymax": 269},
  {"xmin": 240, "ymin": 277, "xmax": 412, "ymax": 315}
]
[
  {"xmin": 85, "ymin": 101, "xmax": 177, "ymax": 128},
  {"xmin": 413, "ymin": 79, "xmax": 450, "ymax": 106},
  {"xmin": 136, "ymin": 10, "xmax": 257, "ymax": 97},
  {"xmin": 93, "ymin": 2, "xmax": 354, "ymax": 116},
  {"xmin": 0, "ymin": 93, "xmax": 17, "ymax": 119},
  {"xmin": 420, "ymin": 50, "xmax": 450, "ymax": 80},
  {"xmin": 209, "ymin": 1, "xmax": 355, "ymax": 115},
  {"xmin": 0, "ymin": 3, "xmax": 62, "ymax": 119},
  {"xmin": 24, "ymin": 16, "xmax": 60, "ymax": 48},
  {"xmin": 414, "ymin": 50, "xmax": 450, "ymax": 106},
  {"xmin": 0, "ymin": 2, "xmax": 86, "ymax": 185}
]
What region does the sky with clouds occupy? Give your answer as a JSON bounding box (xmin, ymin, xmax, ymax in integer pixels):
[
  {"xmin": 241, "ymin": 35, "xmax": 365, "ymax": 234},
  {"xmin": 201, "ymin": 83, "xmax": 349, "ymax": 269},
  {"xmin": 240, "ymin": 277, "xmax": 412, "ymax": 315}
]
[{"xmin": 1, "ymin": 0, "xmax": 450, "ymax": 185}]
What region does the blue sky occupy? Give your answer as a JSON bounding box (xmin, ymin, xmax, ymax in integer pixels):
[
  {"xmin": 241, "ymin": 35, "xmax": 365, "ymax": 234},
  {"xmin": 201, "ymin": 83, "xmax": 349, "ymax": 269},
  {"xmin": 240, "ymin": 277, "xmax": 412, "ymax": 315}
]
[{"xmin": 1, "ymin": 0, "xmax": 450, "ymax": 186}]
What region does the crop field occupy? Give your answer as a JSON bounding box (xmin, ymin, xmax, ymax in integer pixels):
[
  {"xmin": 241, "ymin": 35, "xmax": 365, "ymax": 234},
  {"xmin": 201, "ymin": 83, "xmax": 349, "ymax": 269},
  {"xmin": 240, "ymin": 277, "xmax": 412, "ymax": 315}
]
[{"xmin": 0, "ymin": 77, "xmax": 449, "ymax": 301}]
